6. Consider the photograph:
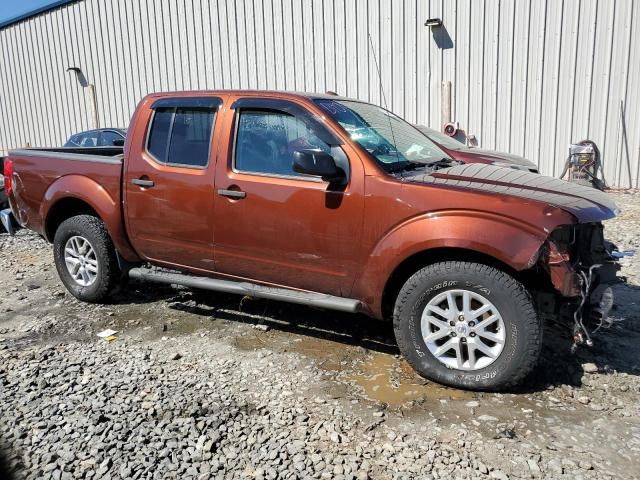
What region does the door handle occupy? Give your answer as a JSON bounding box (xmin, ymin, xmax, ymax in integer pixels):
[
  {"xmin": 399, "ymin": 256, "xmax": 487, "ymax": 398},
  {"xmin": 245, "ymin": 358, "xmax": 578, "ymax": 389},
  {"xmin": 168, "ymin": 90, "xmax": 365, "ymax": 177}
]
[
  {"xmin": 217, "ymin": 188, "xmax": 246, "ymax": 199},
  {"xmin": 131, "ymin": 178, "xmax": 154, "ymax": 188}
]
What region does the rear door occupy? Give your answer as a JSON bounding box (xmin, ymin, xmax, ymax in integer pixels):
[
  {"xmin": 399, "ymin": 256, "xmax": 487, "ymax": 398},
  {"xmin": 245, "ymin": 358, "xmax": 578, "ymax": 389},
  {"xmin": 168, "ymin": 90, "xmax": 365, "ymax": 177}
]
[
  {"xmin": 124, "ymin": 96, "xmax": 222, "ymax": 272},
  {"xmin": 212, "ymin": 97, "xmax": 365, "ymax": 296}
]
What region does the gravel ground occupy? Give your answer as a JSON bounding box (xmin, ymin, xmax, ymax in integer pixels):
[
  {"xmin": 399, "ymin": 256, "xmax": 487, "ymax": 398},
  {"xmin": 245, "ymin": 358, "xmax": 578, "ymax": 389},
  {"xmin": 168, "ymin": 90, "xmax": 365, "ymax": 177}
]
[{"xmin": 0, "ymin": 192, "xmax": 639, "ymax": 480}]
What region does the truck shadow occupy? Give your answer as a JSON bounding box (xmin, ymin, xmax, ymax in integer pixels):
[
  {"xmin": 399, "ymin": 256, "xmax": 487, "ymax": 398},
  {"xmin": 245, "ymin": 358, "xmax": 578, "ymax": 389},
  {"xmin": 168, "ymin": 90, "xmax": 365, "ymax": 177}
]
[
  {"xmin": 169, "ymin": 288, "xmax": 401, "ymax": 356},
  {"xmin": 116, "ymin": 280, "xmax": 640, "ymax": 393}
]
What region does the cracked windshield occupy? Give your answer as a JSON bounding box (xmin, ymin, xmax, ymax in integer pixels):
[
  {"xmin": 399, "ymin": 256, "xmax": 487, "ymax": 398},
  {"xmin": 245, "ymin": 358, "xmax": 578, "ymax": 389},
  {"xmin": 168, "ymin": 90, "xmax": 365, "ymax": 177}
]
[{"xmin": 315, "ymin": 99, "xmax": 450, "ymax": 172}]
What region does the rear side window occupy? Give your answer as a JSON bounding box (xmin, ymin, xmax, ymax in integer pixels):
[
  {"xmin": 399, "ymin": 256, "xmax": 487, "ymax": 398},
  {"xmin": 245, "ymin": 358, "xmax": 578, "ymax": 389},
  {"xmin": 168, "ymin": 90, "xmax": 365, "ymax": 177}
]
[
  {"xmin": 147, "ymin": 106, "xmax": 216, "ymax": 167},
  {"xmin": 147, "ymin": 108, "xmax": 173, "ymax": 161}
]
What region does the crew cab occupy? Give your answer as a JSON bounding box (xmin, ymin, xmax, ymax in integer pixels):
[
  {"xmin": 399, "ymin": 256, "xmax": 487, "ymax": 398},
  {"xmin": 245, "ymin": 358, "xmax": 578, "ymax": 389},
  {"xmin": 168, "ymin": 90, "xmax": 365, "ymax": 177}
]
[{"xmin": 2, "ymin": 90, "xmax": 622, "ymax": 390}]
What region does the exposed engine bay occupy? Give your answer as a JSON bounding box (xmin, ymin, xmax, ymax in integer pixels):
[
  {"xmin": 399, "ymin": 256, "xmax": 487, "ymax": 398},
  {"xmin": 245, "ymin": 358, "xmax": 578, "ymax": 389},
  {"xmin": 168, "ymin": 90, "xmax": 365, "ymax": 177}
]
[
  {"xmin": 392, "ymin": 161, "xmax": 629, "ymax": 352},
  {"xmin": 542, "ymin": 222, "xmax": 630, "ymax": 351}
]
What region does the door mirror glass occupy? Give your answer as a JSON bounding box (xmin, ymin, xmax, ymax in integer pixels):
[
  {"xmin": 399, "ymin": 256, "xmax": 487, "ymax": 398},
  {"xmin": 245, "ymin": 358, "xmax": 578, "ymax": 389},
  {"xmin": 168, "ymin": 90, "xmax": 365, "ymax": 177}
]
[
  {"xmin": 292, "ymin": 149, "xmax": 343, "ymax": 182},
  {"xmin": 112, "ymin": 138, "xmax": 125, "ymax": 147}
]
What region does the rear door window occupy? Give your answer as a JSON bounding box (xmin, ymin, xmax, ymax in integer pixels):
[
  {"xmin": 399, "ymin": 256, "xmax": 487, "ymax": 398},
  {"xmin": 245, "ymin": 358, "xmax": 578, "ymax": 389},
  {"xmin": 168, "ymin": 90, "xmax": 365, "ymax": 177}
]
[
  {"xmin": 167, "ymin": 108, "xmax": 215, "ymax": 167},
  {"xmin": 147, "ymin": 109, "xmax": 173, "ymax": 161},
  {"xmin": 146, "ymin": 103, "xmax": 217, "ymax": 168}
]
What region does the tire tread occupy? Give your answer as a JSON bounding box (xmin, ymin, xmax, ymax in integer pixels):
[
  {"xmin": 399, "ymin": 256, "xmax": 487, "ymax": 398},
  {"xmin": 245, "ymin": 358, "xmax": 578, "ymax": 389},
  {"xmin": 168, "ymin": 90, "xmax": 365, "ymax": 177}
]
[
  {"xmin": 393, "ymin": 261, "xmax": 541, "ymax": 390},
  {"xmin": 53, "ymin": 215, "xmax": 120, "ymax": 303}
]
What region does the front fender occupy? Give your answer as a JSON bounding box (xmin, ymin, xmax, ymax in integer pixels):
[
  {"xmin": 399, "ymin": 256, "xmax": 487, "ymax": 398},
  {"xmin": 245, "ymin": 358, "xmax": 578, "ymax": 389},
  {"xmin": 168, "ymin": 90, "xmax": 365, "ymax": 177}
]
[
  {"xmin": 354, "ymin": 210, "xmax": 559, "ymax": 318},
  {"xmin": 42, "ymin": 175, "xmax": 138, "ymax": 261}
]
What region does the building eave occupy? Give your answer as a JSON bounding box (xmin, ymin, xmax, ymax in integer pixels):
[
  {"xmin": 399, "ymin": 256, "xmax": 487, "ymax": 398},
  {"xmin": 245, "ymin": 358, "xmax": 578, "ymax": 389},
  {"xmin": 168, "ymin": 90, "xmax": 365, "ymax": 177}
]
[{"xmin": 0, "ymin": 0, "xmax": 79, "ymax": 30}]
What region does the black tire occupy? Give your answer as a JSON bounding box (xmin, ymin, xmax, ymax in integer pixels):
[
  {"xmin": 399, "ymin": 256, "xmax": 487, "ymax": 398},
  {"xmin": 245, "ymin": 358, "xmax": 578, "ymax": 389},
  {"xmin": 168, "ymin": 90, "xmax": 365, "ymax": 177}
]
[
  {"xmin": 53, "ymin": 215, "xmax": 121, "ymax": 303},
  {"xmin": 393, "ymin": 261, "xmax": 542, "ymax": 391}
]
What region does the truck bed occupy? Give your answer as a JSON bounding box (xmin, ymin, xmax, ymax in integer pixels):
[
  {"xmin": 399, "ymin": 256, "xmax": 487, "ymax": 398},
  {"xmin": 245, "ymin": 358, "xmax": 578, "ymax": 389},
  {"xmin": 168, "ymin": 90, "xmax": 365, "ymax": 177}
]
[{"xmin": 6, "ymin": 147, "xmax": 124, "ymax": 237}]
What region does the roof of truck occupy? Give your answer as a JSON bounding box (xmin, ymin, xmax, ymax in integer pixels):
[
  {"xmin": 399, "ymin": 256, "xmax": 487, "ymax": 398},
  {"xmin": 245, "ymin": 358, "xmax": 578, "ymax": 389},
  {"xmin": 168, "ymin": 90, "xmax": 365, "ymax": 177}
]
[{"xmin": 144, "ymin": 90, "xmax": 356, "ymax": 102}]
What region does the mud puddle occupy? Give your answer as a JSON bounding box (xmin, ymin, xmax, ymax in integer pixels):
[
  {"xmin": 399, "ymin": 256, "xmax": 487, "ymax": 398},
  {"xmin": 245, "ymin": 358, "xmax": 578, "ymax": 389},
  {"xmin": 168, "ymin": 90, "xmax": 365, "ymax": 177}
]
[
  {"xmin": 342, "ymin": 352, "xmax": 474, "ymax": 407},
  {"xmin": 233, "ymin": 331, "xmax": 475, "ymax": 408}
]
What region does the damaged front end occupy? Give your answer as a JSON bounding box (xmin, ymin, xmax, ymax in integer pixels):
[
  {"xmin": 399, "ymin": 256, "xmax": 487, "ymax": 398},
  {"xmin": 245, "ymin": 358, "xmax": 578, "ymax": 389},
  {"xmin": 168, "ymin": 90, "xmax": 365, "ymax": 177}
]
[{"xmin": 537, "ymin": 222, "xmax": 631, "ymax": 351}]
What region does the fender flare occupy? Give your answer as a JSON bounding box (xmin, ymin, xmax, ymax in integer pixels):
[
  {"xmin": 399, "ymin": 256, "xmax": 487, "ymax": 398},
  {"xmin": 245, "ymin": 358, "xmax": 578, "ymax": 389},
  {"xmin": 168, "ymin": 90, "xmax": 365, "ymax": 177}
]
[
  {"xmin": 41, "ymin": 175, "xmax": 139, "ymax": 261},
  {"xmin": 353, "ymin": 210, "xmax": 551, "ymax": 318}
]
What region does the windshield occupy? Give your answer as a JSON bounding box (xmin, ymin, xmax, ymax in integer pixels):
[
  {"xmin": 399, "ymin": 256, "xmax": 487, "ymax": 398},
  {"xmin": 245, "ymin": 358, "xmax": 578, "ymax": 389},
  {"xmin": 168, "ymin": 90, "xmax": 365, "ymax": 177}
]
[
  {"xmin": 315, "ymin": 100, "xmax": 450, "ymax": 170},
  {"xmin": 416, "ymin": 126, "xmax": 469, "ymax": 150}
]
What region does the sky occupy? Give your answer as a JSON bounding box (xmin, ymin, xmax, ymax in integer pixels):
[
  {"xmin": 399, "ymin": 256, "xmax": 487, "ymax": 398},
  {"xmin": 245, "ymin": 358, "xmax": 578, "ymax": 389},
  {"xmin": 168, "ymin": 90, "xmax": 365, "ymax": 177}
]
[{"xmin": 0, "ymin": 0, "xmax": 63, "ymax": 25}]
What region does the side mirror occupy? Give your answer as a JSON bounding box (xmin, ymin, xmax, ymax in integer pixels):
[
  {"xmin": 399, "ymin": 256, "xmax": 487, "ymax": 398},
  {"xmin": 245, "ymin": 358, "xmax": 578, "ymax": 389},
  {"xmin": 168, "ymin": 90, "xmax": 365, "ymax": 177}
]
[
  {"xmin": 113, "ymin": 138, "xmax": 125, "ymax": 147},
  {"xmin": 292, "ymin": 149, "xmax": 344, "ymax": 183}
]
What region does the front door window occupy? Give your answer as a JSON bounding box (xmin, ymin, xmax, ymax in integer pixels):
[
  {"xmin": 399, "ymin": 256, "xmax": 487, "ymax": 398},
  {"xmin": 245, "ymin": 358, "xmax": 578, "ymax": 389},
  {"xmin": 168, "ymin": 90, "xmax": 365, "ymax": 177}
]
[{"xmin": 234, "ymin": 110, "xmax": 330, "ymax": 177}]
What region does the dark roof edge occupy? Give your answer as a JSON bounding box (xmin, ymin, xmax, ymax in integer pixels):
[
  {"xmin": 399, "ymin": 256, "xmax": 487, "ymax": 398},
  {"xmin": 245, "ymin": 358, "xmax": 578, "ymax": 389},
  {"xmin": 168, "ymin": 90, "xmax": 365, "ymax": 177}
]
[{"xmin": 0, "ymin": 0, "xmax": 79, "ymax": 30}]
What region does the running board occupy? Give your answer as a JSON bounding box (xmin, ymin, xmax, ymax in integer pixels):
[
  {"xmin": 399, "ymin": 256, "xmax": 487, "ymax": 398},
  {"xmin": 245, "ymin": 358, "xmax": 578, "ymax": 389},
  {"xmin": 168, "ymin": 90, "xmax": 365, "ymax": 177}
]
[{"xmin": 128, "ymin": 267, "xmax": 361, "ymax": 313}]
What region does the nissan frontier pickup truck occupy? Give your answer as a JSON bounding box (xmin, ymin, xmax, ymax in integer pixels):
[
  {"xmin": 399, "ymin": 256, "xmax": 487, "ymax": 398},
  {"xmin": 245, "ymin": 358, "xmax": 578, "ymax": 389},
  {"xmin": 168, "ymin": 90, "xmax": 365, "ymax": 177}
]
[{"xmin": 2, "ymin": 90, "xmax": 622, "ymax": 390}]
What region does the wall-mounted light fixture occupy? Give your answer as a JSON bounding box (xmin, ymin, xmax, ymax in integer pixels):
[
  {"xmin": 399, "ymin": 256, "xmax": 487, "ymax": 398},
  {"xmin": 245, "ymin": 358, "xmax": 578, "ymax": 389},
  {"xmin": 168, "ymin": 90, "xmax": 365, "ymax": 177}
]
[{"xmin": 425, "ymin": 18, "xmax": 453, "ymax": 50}]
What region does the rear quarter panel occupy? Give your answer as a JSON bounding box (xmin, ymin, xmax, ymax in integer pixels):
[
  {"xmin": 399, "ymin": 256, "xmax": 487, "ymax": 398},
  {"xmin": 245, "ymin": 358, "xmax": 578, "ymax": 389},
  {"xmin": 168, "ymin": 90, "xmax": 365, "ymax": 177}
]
[{"xmin": 8, "ymin": 151, "xmax": 137, "ymax": 259}]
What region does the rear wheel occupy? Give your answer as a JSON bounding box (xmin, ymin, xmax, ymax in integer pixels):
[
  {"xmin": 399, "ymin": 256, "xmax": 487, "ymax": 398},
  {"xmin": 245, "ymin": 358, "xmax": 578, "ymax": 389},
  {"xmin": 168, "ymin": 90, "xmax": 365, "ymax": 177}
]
[
  {"xmin": 53, "ymin": 215, "xmax": 120, "ymax": 303},
  {"xmin": 393, "ymin": 261, "xmax": 542, "ymax": 391}
]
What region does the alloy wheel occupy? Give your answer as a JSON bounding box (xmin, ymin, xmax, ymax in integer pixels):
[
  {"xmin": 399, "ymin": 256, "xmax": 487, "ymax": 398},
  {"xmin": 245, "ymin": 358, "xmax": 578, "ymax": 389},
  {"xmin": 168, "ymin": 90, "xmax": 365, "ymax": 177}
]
[
  {"xmin": 64, "ymin": 235, "xmax": 98, "ymax": 287},
  {"xmin": 420, "ymin": 289, "xmax": 506, "ymax": 370}
]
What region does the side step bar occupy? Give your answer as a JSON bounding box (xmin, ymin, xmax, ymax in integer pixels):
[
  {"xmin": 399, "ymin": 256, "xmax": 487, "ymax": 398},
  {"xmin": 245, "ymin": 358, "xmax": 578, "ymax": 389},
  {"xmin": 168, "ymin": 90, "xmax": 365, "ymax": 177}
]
[{"xmin": 128, "ymin": 267, "xmax": 361, "ymax": 313}]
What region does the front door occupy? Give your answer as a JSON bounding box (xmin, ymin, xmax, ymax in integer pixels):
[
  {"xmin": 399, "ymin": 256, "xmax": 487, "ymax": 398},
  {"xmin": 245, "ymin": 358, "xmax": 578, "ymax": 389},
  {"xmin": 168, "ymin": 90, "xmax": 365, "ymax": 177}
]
[
  {"xmin": 124, "ymin": 96, "xmax": 222, "ymax": 272},
  {"xmin": 213, "ymin": 99, "xmax": 365, "ymax": 296}
]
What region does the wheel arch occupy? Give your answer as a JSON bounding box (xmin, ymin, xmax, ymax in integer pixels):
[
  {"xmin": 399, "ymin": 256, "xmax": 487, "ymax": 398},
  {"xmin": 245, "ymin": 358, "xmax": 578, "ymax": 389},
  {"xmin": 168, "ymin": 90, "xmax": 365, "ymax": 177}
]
[
  {"xmin": 44, "ymin": 197, "xmax": 100, "ymax": 241},
  {"xmin": 380, "ymin": 247, "xmax": 519, "ymax": 321},
  {"xmin": 353, "ymin": 211, "xmax": 552, "ymax": 319},
  {"xmin": 42, "ymin": 175, "xmax": 139, "ymax": 261}
]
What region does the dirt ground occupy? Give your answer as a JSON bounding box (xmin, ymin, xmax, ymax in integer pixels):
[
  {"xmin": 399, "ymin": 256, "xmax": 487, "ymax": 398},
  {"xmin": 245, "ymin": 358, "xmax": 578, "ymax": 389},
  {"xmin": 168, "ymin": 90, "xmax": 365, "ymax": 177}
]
[{"xmin": 0, "ymin": 191, "xmax": 639, "ymax": 480}]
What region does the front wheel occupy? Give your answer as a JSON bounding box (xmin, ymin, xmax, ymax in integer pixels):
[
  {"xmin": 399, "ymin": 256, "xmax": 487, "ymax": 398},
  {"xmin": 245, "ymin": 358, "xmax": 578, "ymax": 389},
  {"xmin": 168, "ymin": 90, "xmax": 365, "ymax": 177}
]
[
  {"xmin": 53, "ymin": 215, "xmax": 121, "ymax": 303},
  {"xmin": 393, "ymin": 261, "xmax": 542, "ymax": 391}
]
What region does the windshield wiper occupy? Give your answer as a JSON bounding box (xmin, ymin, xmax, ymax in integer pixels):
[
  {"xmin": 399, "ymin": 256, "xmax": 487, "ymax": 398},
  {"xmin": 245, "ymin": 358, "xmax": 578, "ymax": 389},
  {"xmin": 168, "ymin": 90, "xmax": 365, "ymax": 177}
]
[{"xmin": 385, "ymin": 160, "xmax": 429, "ymax": 173}]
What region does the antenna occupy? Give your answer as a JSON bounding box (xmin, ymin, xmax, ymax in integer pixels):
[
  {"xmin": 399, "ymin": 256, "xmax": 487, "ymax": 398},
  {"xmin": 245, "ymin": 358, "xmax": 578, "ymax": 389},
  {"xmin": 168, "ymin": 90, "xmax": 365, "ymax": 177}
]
[
  {"xmin": 368, "ymin": 34, "xmax": 389, "ymax": 109},
  {"xmin": 367, "ymin": 34, "xmax": 400, "ymax": 163}
]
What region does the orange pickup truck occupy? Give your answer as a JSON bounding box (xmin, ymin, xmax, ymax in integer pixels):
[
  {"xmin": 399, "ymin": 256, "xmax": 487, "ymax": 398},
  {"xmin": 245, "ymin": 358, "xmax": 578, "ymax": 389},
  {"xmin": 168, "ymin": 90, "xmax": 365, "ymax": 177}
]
[{"xmin": 2, "ymin": 90, "xmax": 622, "ymax": 390}]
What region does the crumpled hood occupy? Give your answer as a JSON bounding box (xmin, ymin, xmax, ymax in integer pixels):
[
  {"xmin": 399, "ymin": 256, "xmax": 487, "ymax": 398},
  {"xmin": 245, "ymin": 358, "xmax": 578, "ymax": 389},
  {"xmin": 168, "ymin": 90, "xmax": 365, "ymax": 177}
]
[{"xmin": 407, "ymin": 163, "xmax": 618, "ymax": 223}]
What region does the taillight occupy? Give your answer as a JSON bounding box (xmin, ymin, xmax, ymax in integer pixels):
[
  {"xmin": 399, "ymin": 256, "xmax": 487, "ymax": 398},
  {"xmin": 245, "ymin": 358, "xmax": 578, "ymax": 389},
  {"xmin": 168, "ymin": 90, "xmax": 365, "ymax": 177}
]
[{"xmin": 3, "ymin": 158, "xmax": 12, "ymax": 196}]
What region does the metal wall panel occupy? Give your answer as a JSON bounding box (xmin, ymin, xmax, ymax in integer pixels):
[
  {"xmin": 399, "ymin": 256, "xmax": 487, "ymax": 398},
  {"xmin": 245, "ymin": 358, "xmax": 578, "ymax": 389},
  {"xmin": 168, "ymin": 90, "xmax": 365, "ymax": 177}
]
[{"xmin": 0, "ymin": 0, "xmax": 638, "ymax": 187}]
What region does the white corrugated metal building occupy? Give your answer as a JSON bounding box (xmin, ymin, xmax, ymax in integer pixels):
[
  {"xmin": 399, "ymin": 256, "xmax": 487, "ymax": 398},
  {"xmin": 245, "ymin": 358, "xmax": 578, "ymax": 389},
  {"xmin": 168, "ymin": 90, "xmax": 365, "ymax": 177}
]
[{"xmin": 1, "ymin": 0, "xmax": 638, "ymax": 187}]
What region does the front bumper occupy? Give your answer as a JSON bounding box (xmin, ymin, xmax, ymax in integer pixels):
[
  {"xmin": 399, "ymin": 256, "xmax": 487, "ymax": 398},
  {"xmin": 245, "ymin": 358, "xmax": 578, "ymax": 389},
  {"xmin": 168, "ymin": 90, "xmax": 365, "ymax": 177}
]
[{"xmin": 0, "ymin": 208, "xmax": 20, "ymax": 235}]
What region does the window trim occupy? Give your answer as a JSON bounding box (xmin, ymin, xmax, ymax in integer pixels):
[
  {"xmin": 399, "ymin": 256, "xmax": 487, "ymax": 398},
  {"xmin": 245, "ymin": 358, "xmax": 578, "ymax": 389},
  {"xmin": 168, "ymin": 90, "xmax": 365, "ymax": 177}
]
[
  {"xmin": 151, "ymin": 97, "xmax": 222, "ymax": 110},
  {"xmin": 231, "ymin": 108, "xmax": 327, "ymax": 183},
  {"xmin": 145, "ymin": 97, "xmax": 221, "ymax": 170}
]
